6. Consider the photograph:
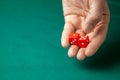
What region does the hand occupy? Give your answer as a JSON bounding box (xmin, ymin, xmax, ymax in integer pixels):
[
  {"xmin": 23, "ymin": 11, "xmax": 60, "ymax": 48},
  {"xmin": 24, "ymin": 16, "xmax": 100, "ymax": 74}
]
[{"xmin": 61, "ymin": 0, "xmax": 110, "ymax": 60}]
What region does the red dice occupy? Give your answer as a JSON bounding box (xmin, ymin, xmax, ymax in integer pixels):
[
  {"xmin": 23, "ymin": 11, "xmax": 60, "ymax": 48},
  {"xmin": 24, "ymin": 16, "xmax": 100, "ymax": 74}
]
[
  {"xmin": 69, "ymin": 33, "xmax": 80, "ymax": 45},
  {"xmin": 69, "ymin": 33, "xmax": 89, "ymax": 48},
  {"xmin": 78, "ymin": 36, "xmax": 89, "ymax": 48}
]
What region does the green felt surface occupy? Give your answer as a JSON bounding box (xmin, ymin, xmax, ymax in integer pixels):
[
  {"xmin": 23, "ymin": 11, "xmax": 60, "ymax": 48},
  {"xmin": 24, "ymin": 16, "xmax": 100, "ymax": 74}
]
[{"xmin": 0, "ymin": 0, "xmax": 120, "ymax": 80}]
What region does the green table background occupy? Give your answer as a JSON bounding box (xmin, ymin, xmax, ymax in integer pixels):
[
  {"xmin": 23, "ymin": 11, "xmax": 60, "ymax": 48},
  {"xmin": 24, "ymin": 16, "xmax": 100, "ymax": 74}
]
[{"xmin": 0, "ymin": 0, "xmax": 120, "ymax": 80}]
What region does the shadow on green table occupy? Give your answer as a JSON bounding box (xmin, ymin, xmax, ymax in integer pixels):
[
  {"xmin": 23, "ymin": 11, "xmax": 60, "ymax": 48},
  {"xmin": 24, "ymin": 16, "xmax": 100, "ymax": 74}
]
[{"xmin": 76, "ymin": 41, "xmax": 120, "ymax": 70}]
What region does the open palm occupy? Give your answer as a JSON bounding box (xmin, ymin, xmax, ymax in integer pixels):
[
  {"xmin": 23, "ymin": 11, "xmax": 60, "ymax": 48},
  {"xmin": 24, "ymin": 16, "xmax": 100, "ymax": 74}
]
[{"xmin": 61, "ymin": 0, "xmax": 110, "ymax": 60}]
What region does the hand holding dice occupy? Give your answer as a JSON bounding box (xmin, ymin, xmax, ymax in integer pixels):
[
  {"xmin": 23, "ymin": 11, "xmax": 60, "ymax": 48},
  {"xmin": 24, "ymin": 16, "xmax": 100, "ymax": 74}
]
[{"xmin": 69, "ymin": 33, "xmax": 89, "ymax": 48}]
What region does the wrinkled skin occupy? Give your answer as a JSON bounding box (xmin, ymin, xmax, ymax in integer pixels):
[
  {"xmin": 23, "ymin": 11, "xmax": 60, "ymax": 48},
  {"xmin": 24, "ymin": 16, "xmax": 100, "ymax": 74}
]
[{"xmin": 61, "ymin": 0, "xmax": 110, "ymax": 60}]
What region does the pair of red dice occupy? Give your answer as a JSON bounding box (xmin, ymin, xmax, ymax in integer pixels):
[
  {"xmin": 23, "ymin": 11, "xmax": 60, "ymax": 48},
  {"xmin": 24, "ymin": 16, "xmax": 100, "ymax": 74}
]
[{"xmin": 69, "ymin": 33, "xmax": 89, "ymax": 48}]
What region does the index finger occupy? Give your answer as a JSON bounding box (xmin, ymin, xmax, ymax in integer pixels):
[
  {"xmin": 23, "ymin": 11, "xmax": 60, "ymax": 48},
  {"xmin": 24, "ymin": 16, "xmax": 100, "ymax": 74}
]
[{"xmin": 61, "ymin": 23, "xmax": 75, "ymax": 48}]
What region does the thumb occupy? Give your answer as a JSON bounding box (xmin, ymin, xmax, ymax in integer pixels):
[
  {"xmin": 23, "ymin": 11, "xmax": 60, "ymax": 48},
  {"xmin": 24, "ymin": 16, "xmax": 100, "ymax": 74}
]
[{"xmin": 84, "ymin": 0, "xmax": 104, "ymax": 33}]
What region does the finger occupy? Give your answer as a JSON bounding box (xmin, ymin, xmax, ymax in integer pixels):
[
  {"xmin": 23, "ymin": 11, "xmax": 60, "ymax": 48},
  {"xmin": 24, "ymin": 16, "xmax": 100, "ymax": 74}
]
[
  {"xmin": 85, "ymin": 25, "xmax": 107, "ymax": 57},
  {"xmin": 77, "ymin": 48, "xmax": 86, "ymax": 60},
  {"xmin": 67, "ymin": 28, "xmax": 85, "ymax": 58},
  {"xmin": 75, "ymin": 29, "xmax": 86, "ymax": 60},
  {"xmin": 84, "ymin": 0, "xmax": 104, "ymax": 33},
  {"xmin": 68, "ymin": 45, "xmax": 79, "ymax": 58},
  {"xmin": 61, "ymin": 23, "xmax": 75, "ymax": 48}
]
